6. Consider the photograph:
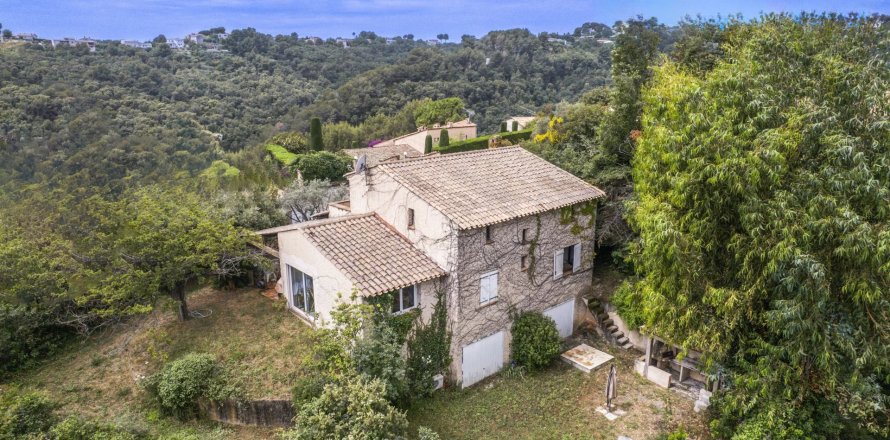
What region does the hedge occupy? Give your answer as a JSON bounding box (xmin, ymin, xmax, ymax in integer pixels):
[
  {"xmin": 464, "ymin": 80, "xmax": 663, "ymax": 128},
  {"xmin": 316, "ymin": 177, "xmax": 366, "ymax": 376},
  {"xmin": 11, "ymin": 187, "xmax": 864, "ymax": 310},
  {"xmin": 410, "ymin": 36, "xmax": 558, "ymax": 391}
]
[
  {"xmin": 435, "ymin": 129, "xmax": 533, "ymax": 154},
  {"xmin": 266, "ymin": 143, "xmax": 299, "ymax": 166}
]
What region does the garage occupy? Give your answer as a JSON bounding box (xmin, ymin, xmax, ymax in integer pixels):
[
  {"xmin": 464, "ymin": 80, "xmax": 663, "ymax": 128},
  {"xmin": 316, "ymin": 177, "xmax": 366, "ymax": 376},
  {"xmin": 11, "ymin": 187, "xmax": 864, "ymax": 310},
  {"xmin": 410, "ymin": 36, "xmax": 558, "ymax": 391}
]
[
  {"xmin": 461, "ymin": 330, "xmax": 505, "ymax": 388},
  {"xmin": 544, "ymin": 299, "xmax": 575, "ymax": 339}
]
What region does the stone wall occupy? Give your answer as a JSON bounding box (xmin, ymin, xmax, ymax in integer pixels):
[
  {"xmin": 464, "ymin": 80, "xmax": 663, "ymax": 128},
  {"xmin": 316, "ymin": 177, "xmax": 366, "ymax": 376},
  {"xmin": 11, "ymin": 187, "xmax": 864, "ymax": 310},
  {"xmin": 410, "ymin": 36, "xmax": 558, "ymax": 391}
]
[{"xmin": 199, "ymin": 399, "xmax": 294, "ymax": 427}]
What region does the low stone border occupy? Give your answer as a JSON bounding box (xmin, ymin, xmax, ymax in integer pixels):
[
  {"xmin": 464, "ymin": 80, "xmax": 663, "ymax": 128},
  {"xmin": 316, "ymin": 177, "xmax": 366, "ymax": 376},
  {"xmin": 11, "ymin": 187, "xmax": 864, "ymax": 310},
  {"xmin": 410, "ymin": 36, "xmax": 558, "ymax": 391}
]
[{"xmin": 199, "ymin": 398, "xmax": 294, "ymax": 427}]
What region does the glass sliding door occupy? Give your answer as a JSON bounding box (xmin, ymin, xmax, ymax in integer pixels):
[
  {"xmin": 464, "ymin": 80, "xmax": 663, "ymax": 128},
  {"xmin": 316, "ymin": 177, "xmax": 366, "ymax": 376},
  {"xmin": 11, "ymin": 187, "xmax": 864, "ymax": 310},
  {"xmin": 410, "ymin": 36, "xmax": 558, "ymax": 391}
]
[{"xmin": 288, "ymin": 265, "xmax": 315, "ymax": 315}]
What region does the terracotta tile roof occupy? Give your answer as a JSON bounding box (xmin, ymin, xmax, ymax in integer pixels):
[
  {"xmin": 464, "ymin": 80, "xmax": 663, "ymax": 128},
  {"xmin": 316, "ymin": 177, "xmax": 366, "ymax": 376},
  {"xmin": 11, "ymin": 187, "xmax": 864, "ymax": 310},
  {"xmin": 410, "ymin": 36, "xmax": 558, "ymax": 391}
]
[
  {"xmin": 342, "ymin": 144, "xmax": 422, "ymax": 167},
  {"xmin": 378, "ymin": 147, "xmax": 606, "ymax": 229},
  {"xmin": 299, "ymin": 213, "xmax": 445, "ymax": 297}
]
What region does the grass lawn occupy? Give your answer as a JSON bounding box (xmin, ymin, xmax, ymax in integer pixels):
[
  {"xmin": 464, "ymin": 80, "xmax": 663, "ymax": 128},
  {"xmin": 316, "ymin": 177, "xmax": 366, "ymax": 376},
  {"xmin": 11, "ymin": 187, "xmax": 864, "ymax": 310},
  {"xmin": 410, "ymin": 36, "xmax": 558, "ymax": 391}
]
[
  {"xmin": 7, "ymin": 287, "xmax": 310, "ymax": 439},
  {"xmin": 407, "ymin": 337, "xmax": 711, "ymax": 440}
]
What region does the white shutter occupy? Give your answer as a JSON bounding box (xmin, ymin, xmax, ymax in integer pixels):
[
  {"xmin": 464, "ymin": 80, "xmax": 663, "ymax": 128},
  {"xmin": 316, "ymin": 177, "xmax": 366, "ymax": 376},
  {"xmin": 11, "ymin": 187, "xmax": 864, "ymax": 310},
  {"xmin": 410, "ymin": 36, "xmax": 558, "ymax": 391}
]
[
  {"xmin": 553, "ymin": 249, "xmax": 564, "ymax": 280},
  {"xmin": 572, "ymin": 243, "xmax": 582, "ymax": 272},
  {"xmin": 480, "ymin": 271, "xmax": 498, "ymax": 303}
]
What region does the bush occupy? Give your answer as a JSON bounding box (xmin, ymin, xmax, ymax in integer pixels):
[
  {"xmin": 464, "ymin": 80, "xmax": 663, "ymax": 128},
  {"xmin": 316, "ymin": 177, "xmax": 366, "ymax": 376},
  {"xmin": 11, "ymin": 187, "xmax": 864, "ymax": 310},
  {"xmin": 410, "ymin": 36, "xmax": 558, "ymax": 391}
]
[
  {"xmin": 0, "ymin": 305, "xmax": 73, "ymax": 378},
  {"xmin": 144, "ymin": 353, "xmax": 238, "ymax": 419},
  {"xmin": 352, "ymin": 322, "xmax": 409, "ymax": 403},
  {"xmin": 292, "ymin": 375, "xmax": 333, "ymax": 409},
  {"xmin": 424, "ymin": 135, "xmax": 433, "ymax": 154},
  {"xmin": 285, "ymin": 376, "xmax": 408, "ymax": 440},
  {"xmin": 266, "ymin": 143, "xmax": 299, "ymax": 166},
  {"xmin": 436, "ymin": 129, "xmax": 533, "ymax": 154},
  {"xmin": 50, "ymin": 416, "xmax": 136, "ymax": 440},
  {"xmin": 438, "ymin": 129, "xmax": 449, "ymax": 147},
  {"xmin": 0, "ymin": 390, "xmax": 57, "ymax": 439},
  {"xmin": 510, "ymin": 311, "xmax": 561, "ymax": 370},
  {"xmin": 417, "ymin": 426, "xmax": 441, "ymax": 440},
  {"xmin": 611, "ymin": 280, "xmax": 645, "ymax": 329},
  {"xmin": 291, "ymin": 152, "xmax": 352, "ymax": 181}
]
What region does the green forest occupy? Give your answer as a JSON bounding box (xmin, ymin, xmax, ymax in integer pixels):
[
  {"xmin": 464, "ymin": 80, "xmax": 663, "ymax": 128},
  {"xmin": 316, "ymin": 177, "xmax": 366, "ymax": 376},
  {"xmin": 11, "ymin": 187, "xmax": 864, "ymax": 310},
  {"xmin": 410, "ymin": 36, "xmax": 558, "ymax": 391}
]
[{"xmin": 1, "ymin": 13, "xmax": 888, "ymax": 440}]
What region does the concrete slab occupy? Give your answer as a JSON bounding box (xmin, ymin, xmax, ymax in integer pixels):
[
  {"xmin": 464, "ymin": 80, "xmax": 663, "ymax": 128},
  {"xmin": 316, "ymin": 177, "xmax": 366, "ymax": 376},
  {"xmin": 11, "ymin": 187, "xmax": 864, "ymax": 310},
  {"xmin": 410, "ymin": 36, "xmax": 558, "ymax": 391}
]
[
  {"xmin": 595, "ymin": 406, "xmax": 627, "ymax": 421},
  {"xmin": 561, "ymin": 344, "xmax": 614, "ymax": 373}
]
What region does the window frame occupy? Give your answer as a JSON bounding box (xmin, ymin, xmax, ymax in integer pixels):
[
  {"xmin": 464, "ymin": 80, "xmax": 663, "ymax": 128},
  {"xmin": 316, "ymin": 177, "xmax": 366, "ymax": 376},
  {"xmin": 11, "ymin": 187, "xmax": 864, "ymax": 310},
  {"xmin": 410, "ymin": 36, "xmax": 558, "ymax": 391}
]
[
  {"xmin": 479, "ymin": 270, "xmax": 499, "ymax": 304},
  {"xmin": 288, "ymin": 265, "xmax": 315, "ymax": 317},
  {"xmin": 521, "ymin": 228, "xmax": 529, "ymax": 244},
  {"xmin": 520, "ymin": 255, "xmax": 528, "ymax": 271},
  {"xmin": 391, "ymin": 284, "xmax": 419, "ymax": 314},
  {"xmin": 407, "ymin": 208, "xmax": 415, "ymax": 229},
  {"xmin": 553, "ymin": 243, "xmax": 582, "ymax": 280},
  {"xmin": 484, "ymin": 225, "xmax": 493, "ymax": 244}
]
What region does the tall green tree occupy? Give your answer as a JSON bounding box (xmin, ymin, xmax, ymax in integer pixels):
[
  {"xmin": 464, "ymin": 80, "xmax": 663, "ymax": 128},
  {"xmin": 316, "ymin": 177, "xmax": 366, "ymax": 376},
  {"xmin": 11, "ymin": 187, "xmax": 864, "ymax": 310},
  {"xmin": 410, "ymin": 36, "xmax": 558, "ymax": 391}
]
[
  {"xmin": 112, "ymin": 187, "xmax": 253, "ymax": 320},
  {"xmin": 438, "ymin": 129, "xmax": 449, "ymax": 147},
  {"xmin": 424, "ymin": 134, "xmax": 433, "ymax": 154},
  {"xmin": 309, "ymin": 117, "xmax": 324, "ymax": 151},
  {"xmin": 627, "ymin": 14, "xmax": 890, "ymax": 438}
]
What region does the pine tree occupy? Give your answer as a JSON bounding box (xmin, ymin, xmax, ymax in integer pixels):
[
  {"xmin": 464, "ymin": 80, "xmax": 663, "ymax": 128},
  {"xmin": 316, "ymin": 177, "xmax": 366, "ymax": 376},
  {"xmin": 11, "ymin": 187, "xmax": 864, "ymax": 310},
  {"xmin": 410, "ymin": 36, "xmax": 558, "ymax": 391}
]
[
  {"xmin": 438, "ymin": 129, "xmax": 449, "ymax": 147},
  {"xmin": 310, "ymin": 117, "xmax": 324, "ymax": 151},
  {"xmin": 424, "ymin": 134, "xmax": 433, "ymax": 153}
]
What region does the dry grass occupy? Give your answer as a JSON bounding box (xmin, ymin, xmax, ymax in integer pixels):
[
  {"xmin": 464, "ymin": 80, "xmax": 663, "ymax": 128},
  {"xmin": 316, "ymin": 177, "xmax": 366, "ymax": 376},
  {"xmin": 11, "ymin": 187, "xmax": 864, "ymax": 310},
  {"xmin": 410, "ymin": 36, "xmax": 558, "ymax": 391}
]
[
  {"xmin": 408, "ymin": 337, "xmax": 711, "ymax": 440},
  {"xmin": 9, "ymin": 287, "xmax": 309, "ymax": 438}
]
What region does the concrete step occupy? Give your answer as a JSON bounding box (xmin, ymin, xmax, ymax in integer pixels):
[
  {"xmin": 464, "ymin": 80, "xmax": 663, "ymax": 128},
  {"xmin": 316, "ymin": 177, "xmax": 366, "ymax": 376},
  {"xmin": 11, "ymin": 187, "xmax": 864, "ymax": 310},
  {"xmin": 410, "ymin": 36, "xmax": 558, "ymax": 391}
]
[
  {"xmin": 617, "ymin": 336, "xmax": 629, "ymax": 345},
  {"xmin": 611, "ymin": 331, "xmax": 625, "ymax": 339},
  {"xmin": 606, "ymin": 325, "xmax": 618, "ymax": 333},
  {"xmin": 602, "ymin": 318, "xmax": 614, "ymax": 327},
  {"xmin": 622, "ymin": 343, "xmax": 634, "ymax": 350},
  {"xmin": 596, "ymin": 312, "xmax": 609, "ymax": 321}
]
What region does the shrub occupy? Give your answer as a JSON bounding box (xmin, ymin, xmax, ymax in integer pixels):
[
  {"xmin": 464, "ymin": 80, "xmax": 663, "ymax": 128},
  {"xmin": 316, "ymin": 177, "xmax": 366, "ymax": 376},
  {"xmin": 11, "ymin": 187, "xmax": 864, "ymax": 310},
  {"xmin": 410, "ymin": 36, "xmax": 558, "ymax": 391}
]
[
  {"xmin": 612, "ymin": 280, "xmax": 645, "ymax": 329},
  {"xmin": 424, "ymin": 134, "xmax": 433, "ymax": 154},
  {"xmin": 512, "ymin": 120, "xmax": 519, "ymax": 131},
  {"xmin": 291, "ymin": 151, "xmax": 351, "ymax": 181},
  {"xmin": 438, "ymin": 129, "xmax": 449, "ymax": 147},
  {"xmin": 510, "ymin": 311, "xmax": 560, "ymax": 370},
  {"xmin": 435, "ymin": 129, "xmax": 533, "ymax": 154},
  {"xmin": 292, "ymin": 375, "xmax": 333, "ymax": 409},
  {"xmin": 0, "ymin": 305, "xmax": 73, "ymax": 378},
  {"xmin": 0, "ymin": 390, "xmax": 57, "ymax": 438},
  {"xmin": 285, "ymin": 376, "xmax": 408, "ymax": 440},
  {"xmin": 50, "ymin": 416, "xmax": 136, "ymax": 440},
  {"xmin": 144, "ymin": 353, "xmax": 238, "ymax": 419},
  {"xmin": 500, "ymin": 121, "xmax": 507, "ymax": 132},
  {"xmin": 417, "ymin": 426, "xmax": 442, "ymax": 440},
  {"xmin": 352, "ymin": 322, "xmax": 408, "ymax": 403}
]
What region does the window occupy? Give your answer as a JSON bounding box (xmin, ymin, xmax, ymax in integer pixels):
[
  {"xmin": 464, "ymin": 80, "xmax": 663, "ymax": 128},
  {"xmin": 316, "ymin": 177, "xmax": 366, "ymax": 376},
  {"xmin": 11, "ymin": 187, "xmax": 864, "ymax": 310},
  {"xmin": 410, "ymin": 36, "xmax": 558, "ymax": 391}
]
[
  {"xmin": 484, "ymin": 225, "xmax": 492, "ymax": 243},
  {"xmin": 391, "ymin": 285, "xmax": 419, "ymax": 314},
  {"xmin": 521, "ymin": 228, "xmax": 529, "ymax": 244},
  {"xmin": 480, "ymin": 271, "xmax": 498, "ymax": 303},
  {"xmin": 407, "ymin": 208, "xmax": 415, "ymax": 229},
  {"xmin": 553, "ymin": 243, "xmax": 581, "ymax": 280},
  {"xmin": 520, "ymin": 255, "xmax": 528, "ymax": 270},
  {"xmin": 288, "ymin": 266, "xmax": 315, "ymax": 315}
]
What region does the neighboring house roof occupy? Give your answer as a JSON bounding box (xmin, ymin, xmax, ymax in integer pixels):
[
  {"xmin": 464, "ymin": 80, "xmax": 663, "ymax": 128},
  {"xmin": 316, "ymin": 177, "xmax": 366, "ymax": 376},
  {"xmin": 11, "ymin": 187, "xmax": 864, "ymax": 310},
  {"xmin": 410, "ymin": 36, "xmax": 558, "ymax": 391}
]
[
  {"xmin": 378, "ymin": 147, "xmax": 606, "ymax": 229},
  {"xmin": 342, "ymin": 144, "xmax": 422, "ymax": 167},
  {"xmin": 507, "ymin": 116, "xmax": 536, "ymax": 123},
  {"xmin": 384, "ymin": 119, "xmax": 476, "ymax": 144},
  {"xmin": 257, "ymin": 214, "xmax": 446, "ymax": 296}
]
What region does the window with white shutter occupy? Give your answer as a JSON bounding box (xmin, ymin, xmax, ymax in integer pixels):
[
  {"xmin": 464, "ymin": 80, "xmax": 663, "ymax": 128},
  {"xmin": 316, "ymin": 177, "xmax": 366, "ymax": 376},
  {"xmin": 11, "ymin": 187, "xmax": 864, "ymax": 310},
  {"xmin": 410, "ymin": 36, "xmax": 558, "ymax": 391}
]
[
  {"xmin": 480, "ymin": 271, "xmax": 498, "ymax": 303},
  {"xmin": 553, "ymin": 249, "xmax": 564, "ymax": 280}
]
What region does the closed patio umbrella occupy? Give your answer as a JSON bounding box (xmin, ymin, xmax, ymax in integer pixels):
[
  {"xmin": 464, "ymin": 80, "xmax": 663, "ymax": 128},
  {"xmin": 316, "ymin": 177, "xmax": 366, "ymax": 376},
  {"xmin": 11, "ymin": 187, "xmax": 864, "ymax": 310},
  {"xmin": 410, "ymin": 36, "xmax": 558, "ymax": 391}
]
[{"xmin": 605, "ymin": 364, "xmax": 617, "ymax": 412}]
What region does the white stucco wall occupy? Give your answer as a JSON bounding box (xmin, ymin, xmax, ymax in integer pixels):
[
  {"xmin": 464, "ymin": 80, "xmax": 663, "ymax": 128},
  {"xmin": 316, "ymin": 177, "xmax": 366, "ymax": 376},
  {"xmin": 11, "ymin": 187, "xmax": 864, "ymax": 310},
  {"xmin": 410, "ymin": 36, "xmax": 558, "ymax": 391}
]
[
  {"xmin": 377, "ymin": 124, "xmax": 477, "ymax": 152},
  {"xmin": 277, "ymin": 230, "xmax": 356, "ymax": 326}
]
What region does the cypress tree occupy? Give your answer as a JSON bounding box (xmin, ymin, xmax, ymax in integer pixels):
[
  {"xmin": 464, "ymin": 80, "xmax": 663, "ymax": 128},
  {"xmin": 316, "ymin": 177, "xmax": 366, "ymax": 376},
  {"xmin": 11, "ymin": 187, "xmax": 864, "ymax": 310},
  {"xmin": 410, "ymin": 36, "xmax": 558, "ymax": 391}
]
[
  {"xmin": 500, "ymin": 122, "xmax": 507, "ymax": 132},
  {"xmin": 309, "ymin": 117, "xmax": 323, "ymax": 151},
  {"xmin": 424, "ymin": 134, "xmax": 433, "ymax": 153},
  {"xmin": 512, "ymin": 120, "xmax": 519, "ymax": 131},
  {"xmin": 439, "ymin": 129, "xmax": 449, "ymax": 147}
]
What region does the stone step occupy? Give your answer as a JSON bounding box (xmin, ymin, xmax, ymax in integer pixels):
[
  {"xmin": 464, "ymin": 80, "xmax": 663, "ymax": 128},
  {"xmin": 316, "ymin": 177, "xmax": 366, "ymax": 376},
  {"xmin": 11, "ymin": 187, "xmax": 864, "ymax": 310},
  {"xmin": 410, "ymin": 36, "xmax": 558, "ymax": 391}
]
[
  {"xmin": 611, "ymin": 331, "xmax": 624, "ymax": 339},
  {"xmin": 606, "ymin": 325, "xmax": 618, "ymax": 333},
  {"xmin": 622, "ymin": 342, "xmax": 635, "ymax": 350},
  {"xmin": 602, "ymin": 318, "xmax": 614, "ymax": 327},
  {"xmin": 617, "ymin": 336, "xmax": 629, "ymax": 345},
  {"xmin": 596, "ymin": 312, "xmax": 609, "ymax": 321},
  {"xmin": 588, "ymin": 299, "xmax": 601, "ymax": 308}
]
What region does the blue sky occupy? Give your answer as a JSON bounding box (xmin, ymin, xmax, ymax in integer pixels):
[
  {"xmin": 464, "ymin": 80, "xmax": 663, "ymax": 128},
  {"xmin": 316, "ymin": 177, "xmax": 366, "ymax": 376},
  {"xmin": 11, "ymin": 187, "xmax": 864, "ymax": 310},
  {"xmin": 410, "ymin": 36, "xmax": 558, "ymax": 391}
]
[{"xmin": 1, "ymin": 0, "xmax": 887, "ymax": 41}]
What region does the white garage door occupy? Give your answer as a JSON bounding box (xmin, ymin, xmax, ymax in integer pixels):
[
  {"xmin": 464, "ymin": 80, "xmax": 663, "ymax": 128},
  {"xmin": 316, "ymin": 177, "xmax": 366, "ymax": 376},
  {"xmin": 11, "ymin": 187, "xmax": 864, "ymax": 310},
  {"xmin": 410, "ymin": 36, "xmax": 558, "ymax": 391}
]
[
  {"xmin": 544, "ymin": 299, "xmax": 575, "ymax": 339},
  {"xmin": 461, "ymin": 330, "xmax": 505, "ymax": 388}
]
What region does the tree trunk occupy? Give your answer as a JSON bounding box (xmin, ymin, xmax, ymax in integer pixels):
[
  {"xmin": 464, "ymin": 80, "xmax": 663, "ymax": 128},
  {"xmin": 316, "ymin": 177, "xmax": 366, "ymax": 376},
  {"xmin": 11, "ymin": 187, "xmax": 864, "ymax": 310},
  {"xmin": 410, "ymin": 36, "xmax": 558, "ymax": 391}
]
[{"xmin": 171, "ymin": 281, "xmax": 191, "ymax": 321}]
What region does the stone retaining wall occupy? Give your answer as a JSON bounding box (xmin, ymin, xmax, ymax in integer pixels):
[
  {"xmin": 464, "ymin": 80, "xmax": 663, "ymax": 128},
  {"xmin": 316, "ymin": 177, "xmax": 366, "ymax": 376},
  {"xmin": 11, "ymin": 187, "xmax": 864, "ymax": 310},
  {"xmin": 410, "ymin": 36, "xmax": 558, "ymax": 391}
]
[{"xmin": 199, "ymin": 399, "xmax": 294, "ymax": 427}]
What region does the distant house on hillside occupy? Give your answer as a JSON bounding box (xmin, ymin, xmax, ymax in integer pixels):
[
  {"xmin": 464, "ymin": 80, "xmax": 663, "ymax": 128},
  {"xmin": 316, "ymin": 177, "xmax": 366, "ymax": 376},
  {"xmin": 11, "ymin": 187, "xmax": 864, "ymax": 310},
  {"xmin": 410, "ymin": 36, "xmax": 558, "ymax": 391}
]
[
  {"xmin": 168, "ymin": 38, "xmax": 186, "ymax": 49},
  {"xmin": 335, "ymin": 38, "xmax": 351, "ymax": 48},
  {"xmin": 15, "ymin": 33, "xmax": 38, "ymax": 42},
  {"xmin": 185, "ymin": 33, "xmax": 204, "ymax": 44},
  {"xmin": 50, "ymin": 37, "xmax": 95, "ymax": 52},
  {"xmin": 504, "ymin": 116, "xmax": 536, "ymax": 132},
  {"xmin": 375, "ymin": 119, "xmax": 477, "ymax": 153},
  {"xmin": 257, "ymin": 147, "xmax": 605, "ymax": 387},
  {"xmin": 121, "ymin": 40, "xmax": 152, "ymax": 49}
]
